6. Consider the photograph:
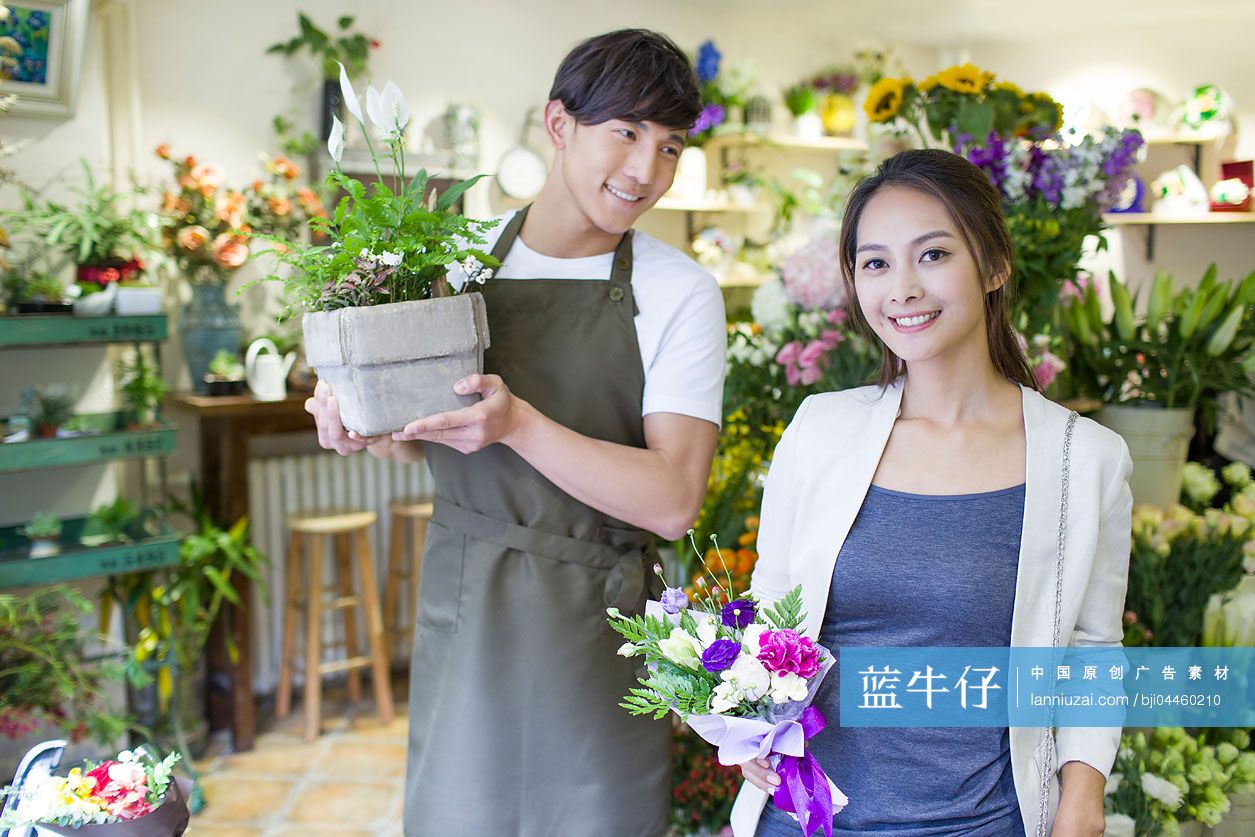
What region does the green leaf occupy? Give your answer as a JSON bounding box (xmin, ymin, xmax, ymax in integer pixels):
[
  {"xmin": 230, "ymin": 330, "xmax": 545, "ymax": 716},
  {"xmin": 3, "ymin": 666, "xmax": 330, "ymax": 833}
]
[
  {"xmin": 762, "ymin": 585, "xmax": 806, "ymax": 631},
  {"xmin": 337, "ymin": 16, "xmax": 355, "ymax": 29},
  {"xmin": 435, "ymin": 174, "xmax": 490, "ymax": 213}
]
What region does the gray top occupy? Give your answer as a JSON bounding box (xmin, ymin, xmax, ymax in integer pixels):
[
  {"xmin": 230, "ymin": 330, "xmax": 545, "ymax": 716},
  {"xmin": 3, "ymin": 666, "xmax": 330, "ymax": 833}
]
[{"xmin": 757, "ymin": 483, "xmax": 1027, "ymax": 837}]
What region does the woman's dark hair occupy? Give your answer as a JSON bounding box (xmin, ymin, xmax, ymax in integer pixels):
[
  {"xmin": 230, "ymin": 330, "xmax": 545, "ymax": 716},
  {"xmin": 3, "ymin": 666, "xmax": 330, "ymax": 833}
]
[
  {"xmin": 837, "ymin": 148, "xmax": 1037, "ymax": 390},
  {"xmin": 549, "ymin": 29, "xmax": 702, "ymax": 131}
]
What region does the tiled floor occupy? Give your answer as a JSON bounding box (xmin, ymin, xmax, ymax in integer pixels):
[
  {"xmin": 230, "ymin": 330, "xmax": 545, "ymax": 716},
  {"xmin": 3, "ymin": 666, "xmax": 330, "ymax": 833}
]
[{"xmin": 187, "ymin": 680, "xmax": 408, "ymax": 836}]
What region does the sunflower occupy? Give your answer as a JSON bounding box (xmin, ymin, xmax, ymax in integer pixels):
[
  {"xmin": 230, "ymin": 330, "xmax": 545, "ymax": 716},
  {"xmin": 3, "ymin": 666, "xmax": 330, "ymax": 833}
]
[
  {"xmin": 991, "ymin": 81, "xmax": 1024, "ymax": 97},
  {"xmin": 918, "ymin": 74, "xmax": 940, "ymax": 93},
  {"xmin": 935, "ymin": 63, "xmax": 994, "ymax": 95},
  {"xmin": 865, "ymin": 76, "xmax": 909, "ymax": 122}
]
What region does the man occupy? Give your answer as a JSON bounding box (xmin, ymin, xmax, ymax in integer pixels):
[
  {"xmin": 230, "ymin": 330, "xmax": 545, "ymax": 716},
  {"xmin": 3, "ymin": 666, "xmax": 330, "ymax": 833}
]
[{"xmin": 307, "ymin": 29, "xmax": 726, "ymax": 836}]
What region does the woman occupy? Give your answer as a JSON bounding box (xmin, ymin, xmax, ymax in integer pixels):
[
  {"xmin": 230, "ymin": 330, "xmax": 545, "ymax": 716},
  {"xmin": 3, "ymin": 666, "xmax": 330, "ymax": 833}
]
[{"xmin": 732, "ymin": 149, "xmax": 1132, "ymax": 837}]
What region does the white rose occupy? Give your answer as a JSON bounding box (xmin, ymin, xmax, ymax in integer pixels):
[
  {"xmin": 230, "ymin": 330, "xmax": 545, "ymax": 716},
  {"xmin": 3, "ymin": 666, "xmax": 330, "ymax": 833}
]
[
  {"xmin": 1140, "ymin": 772, "xmax": 1184, "ymax": 809},
  {"xmin": 751, "ymin": 277, "xmax": 792, "ymax": 334},
  {"xmin": 696, "ymin": 620, "xmax": 719, "ymax": 649},
  {"xmin": 723, "ymin": 653, "xmax": 771, "ymax": 701},
  {"xmin": 1104, "ymin": 771, "xmax": 1122, "ymax": 796},
  {"xmin": 1103, "ymin": 813, "xmax": 1136, "ymax": 837},
  {"xmin": 742, "ymin": 624, "xmax": 767, "ymax": 654},
  {"xmin": 711, "ymin": 681, "xmax": 742, "ymax": 714},
  {"xmin": 658, "ymin": 627, "xmax": 703, "ymax": 670},
  {"xmin": 768, "ymin": 671, "xmax": 810, "ymax": 705}
]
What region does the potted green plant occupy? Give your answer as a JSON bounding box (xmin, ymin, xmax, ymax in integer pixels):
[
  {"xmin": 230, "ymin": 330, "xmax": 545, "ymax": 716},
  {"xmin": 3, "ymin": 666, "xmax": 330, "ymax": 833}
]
[
  {"xmin": 253, "ymin": 70, "xmax": 498, "ymax": 436},
  {"xmin": 203, "ymin": 349, "xmax": 245, "ymax": 396},
  {"xmin": 1064, "ymin": 266, "xmax": 1255, "ymax": 507},
  {"xmin": 0, "ymin": 585, "xmax": 146, "ymax": 746},
  {"xmin": 16, "ymin": 271, "xmax": 70, "ymax": 315},
  {"xmin": 265, "ymin": 13, "xmax": 379, "ymax": 140},
  {"xmin": 18, "ymin": 512, "xmax": 61, "ymax": 558},
  {"xmin": 115, "ymin": 275, "xmax": 163, "ymax": 316},
  {"xmin": 33, "ymin": 389, "xmax": 74, "ymax": 438},
  {"xmin": 81, "ymin": 498, "xmax": 138, "ymax": 547},
  {"xmin": 784, "ymin": 82, "xmax": 821, "ymax": 138},
  {"xmin": 117, "ymin": 349, "xmax": 168, "ymax": 427}
]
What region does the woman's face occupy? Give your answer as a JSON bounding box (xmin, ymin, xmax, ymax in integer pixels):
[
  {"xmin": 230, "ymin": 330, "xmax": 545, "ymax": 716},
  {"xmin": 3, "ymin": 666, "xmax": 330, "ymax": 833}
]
[{"xmin": 852, "ymin": 186, "xmax": 999, "ymax": 370}]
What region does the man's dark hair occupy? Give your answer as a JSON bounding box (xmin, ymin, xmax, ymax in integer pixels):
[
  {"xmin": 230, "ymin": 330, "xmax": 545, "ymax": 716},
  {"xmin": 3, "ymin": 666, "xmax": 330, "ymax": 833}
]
[{"xmin": 549, "ymin": 29, "xmax": 701, "ymax": 131}]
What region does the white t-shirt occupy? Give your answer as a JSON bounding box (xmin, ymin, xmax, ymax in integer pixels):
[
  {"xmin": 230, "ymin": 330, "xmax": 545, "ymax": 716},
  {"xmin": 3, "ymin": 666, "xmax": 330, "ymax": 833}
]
[{"xmin": 479, "ymin": 210, "xmax": 726, "ymax": 426}]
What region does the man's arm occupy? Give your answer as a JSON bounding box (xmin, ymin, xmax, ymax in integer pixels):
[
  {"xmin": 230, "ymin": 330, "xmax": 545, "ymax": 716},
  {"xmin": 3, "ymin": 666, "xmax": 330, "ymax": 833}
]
[{"xmin": 392, "ymin": 374, "xmax": 718, "ymax": 539}]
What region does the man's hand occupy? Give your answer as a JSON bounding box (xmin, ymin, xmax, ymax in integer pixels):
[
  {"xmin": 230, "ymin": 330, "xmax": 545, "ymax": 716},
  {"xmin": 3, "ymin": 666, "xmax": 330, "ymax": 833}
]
[
  {"xmin": 391, "ymin": 374, "xmax": 526, "ymax": 454},
  {"xmin": 1051, "ymin": 761, "xmax": 1106, "ymax": 836},
  {"xmin": 305, "ymin": 380, "xmax": 400, "ymax": 459}
]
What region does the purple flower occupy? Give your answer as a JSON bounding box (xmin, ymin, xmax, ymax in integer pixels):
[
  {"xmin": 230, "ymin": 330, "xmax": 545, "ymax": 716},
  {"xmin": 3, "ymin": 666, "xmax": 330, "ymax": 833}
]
[
  {"xmin": 701, "ymin": 638, "xmax": 741, "ymax": 673},
  {"xmin": 696, "ymin": 40, "xmax": 721, "ymax": 84},
  {"xmin": 757, "ymin": 629, "xmax": 823, "ymax": 678},
  {"xmin": 690, "ymin": 103, "xmax": 725, "ymax": 137},
  {"xmin": 721, "ymin": 599, "xmax": 757, "ymax": 629},
  {"xmin": 660, "ymin": 587, "xmax": 689, "ymax": 615}
]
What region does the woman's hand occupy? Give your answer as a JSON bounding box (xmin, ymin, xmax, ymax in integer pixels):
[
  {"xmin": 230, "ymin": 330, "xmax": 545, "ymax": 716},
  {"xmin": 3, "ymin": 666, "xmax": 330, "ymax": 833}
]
[
  {"xmin": 1051, "ymin": 761, "xmax": 1106, "ymax": 836},
  {"xmin": 739, "ymin": 757, "xmax": 780, "ymax": 793},
  {"xmin": 305, "ymin": 380, "xmax": 388, "ymax": 456}
]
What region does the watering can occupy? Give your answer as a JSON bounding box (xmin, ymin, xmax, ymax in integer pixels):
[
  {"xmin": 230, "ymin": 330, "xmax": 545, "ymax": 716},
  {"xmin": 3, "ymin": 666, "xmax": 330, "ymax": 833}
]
[{"xmin": 245, "ymin": 338, "xmax": 296, "ymax": 402}]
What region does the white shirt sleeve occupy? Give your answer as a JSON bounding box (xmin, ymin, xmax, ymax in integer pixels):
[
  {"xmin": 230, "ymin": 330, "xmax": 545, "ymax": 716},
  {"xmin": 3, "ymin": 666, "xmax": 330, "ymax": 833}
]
[{"xmin": 640, "ymin": 271, "xmax": 727, "ymax": 426}]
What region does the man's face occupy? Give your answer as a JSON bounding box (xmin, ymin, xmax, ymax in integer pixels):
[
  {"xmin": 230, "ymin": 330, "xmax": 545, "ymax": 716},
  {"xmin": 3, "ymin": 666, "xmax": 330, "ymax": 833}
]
[{"xmin": 556, "ymin": 115, "xmax": 687, "ymax": 235}]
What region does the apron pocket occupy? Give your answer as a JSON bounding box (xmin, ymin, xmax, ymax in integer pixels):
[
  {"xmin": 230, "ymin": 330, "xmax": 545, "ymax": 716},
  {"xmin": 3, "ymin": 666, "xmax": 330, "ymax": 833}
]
[{"xmin": 417, "ymin": 520, "xmax": 465, "ymax": 634}]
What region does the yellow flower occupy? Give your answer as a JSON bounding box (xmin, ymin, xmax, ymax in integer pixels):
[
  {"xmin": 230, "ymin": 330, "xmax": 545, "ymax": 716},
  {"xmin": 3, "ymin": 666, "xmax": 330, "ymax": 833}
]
[
  {"xmin": 865, "ymin": 76, "xmax": 909, "ymax": 123},
  {"xmin": 919, "ymin": 74, "xmax": 940, "ymax": 93},
  {"xmin": 992, "ymin": 81, "xmax": 1024, "ymax": 97},
  {"xmin": 935, "ymin": 63, "xmax": 993, "ymax": 95}
]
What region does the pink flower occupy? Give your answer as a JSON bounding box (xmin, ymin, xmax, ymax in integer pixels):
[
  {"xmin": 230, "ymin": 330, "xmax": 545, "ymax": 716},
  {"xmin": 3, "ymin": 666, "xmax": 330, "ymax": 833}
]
[
  {"xmin": 1033, "ymin": 351, "xmax": 1066, "ymax": 390},
  {"xmin": 211, "ymin": 233, "xmax": 249, "ymax": 269},
  {"xmin": 781, "ymin": 237, "xmax": 845, "ymax": 309},
  {"xmin": 784, "ymin": 364, "xmax": 801, "ymax": 387},
  {"xmin": 176, "ymin": 225, "xmax": 210, "ymax": 252},
  {"xmin": 757, "ymin": 629, "xmax": 823, "ymax": 678},
  {"xmin": 826, "ymin": 307, "xmax": 848, "ymax": 326},
  {"xmin": 1061, "ymin": 272, "xmax": 1091, "ymax": 302},
  {"xmin": 798, "ymin": 340, "xmax": 828, "ymax": 369},
  {"xmin": 799, "ymin": 365, "xmax": 823, "ymax": 385},
  {"xmin": 820, "ymin": 329, "xmax": 845, "ymax": 348},
  {"xmin": 775, "ymin": 341, "xmax": 803, "ymax": 366}
]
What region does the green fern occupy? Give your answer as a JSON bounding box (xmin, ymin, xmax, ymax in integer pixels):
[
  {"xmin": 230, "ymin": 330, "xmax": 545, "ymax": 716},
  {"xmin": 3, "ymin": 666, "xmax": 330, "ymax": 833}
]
[{"xmin": 762, "ymin": 584, "xmax": 806, "ymax": 631}]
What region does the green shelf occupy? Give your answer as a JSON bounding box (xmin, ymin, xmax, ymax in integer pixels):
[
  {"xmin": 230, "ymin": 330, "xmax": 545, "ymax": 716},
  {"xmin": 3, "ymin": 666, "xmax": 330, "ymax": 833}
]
[
  {"xmin": 0, "ymin": 314, "xmax": 168, "ymax": 347},
  {"xmin": 0, "ymin": 513, "xmax": 181, "ymax": 588},
  {"xmin": 0, "ymin": 412, "xmax": 176, "ymax": 474}
]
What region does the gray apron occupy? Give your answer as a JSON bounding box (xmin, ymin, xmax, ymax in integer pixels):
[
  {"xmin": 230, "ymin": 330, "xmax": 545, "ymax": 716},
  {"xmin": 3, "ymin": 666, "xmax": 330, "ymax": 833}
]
[{"xmin": 404, "ymin": 207, "xmax": 670, "ymax": 836}]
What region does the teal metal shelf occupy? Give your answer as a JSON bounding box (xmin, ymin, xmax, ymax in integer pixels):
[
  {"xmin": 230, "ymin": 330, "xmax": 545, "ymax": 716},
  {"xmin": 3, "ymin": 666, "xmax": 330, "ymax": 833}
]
[
  {"xmin": 0, "ymin": 314, "xmax": 167, "ymax": 347},
  {"xmin": 0, "ymin": 513, "xmax": 180, "ymax": 587},
  {"xmin": 0, "ymin": 412, "xmax": 176, "ymax": 474}
]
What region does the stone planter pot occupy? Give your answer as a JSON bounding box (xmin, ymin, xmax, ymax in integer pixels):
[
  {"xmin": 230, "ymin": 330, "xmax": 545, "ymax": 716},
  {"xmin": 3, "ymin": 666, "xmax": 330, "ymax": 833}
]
[
  {"xmin": 303, "ymin": 293, "xmax": 490, "ymax": 437},
  {"xmin": 1095, "ymin": 404, "xmax": 1195, "ymax": 508}
]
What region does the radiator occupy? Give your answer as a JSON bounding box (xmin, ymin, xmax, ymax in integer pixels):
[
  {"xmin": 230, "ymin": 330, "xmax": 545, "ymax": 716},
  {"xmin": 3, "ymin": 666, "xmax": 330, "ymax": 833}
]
[{"xmin": 246, "ymin": 452, "xmax": 435, "ymax": 694}]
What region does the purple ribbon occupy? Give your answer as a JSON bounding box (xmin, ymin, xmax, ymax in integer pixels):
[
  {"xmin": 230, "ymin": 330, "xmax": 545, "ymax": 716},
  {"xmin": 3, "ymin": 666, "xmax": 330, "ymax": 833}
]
[{"xmin": 772, "ymin": 706, "xmax": 834, "ymax": 837}]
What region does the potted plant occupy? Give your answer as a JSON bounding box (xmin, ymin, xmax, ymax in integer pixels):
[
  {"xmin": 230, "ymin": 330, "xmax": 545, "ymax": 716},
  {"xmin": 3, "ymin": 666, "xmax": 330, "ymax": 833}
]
[
  {"xmin": 18, "ymin": 512, "xmax": 61, "ymax": 558},
  {"xmin": 117, "ymin": 348, "xmax": 168, "ymax": 427},
  {"xmin": 115, "ymin": 275, "xmax": 163, "ymax": 316},
  {"xmin": 265, "ymin": 13, "xmax": 379, "ymax": 140},
  {"xmin": 809, "ymin": 66, "xmax": 861, "ymax": 136},
  {"xmin": 202, "ymin": 349, "xmax": 245, "ymax": 396},
  {"xmin": 1064, "ymin": 266, "xmax": 1255, "ymax": 506},
  {"xmin": 81, "ymin": 498, "xmax": 139, "ymax": 547},
  {"xmin": 0, "ymin": 160, "xmax": 152, "ymax": 306},
  {"xmin": 783, "ymin": 82, "xmax": 821, "ymax": 139},
  {"xmin": 16, "ymin": 271, "xmax": 70, "ymax": 314},
  {"xmin": 33, "ymin": 389, "xmax": 74, "ymax": 438},
  {"xmin": 253, "ymin": 70, "xmax": 498, "ymax": 435},
  {"xmin": 153, "ymin": 144, "xmax": 325, "ymax": 393},
  {"xmin": 0, "ymin": 585, "xmax": 145, "ymax": 746}
]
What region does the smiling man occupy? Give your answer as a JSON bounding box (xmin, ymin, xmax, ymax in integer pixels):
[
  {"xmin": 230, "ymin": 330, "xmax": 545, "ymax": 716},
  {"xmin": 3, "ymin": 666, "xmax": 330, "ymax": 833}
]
[{"xmin": 307, "ymin": 28, "xmax": 726, "ymax": 837}]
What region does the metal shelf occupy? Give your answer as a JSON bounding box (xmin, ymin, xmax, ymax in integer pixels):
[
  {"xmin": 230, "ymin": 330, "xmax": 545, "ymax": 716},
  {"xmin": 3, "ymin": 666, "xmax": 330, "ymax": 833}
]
[
  {"xmin": 0, "ymin": 314, "xmax": 167, "ymax": 348},
  {"xmin": 0, "ymin": 514, "xmax": 181, "ymax": 587},
  {"xmin": 0, "ymin": 412, "xmax": 176, "ymax": 474}
]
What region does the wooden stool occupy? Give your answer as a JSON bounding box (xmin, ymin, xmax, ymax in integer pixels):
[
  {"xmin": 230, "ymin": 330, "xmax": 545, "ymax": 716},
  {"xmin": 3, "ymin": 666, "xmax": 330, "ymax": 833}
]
[
  {"xmin": 384, "ymin": 500, "xmax": 433, "ymax": 656},
  {"xmin": 276, "ymin": 510, "xmax": 394, "ymax": 740}
]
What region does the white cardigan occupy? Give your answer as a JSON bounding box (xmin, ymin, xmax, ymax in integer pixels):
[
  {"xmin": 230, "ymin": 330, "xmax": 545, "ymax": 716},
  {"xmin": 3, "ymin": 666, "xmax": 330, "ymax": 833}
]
[{"xmin": 731, "ymin": 380, "xmax": 1133, "ymax": 837}]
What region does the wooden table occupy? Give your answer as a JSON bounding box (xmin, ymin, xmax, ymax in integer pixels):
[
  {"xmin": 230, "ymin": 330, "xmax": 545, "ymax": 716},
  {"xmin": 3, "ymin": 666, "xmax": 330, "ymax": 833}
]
[{"xmin": 167, "ymin": 391, "xmax": 315, "ymax": 751}]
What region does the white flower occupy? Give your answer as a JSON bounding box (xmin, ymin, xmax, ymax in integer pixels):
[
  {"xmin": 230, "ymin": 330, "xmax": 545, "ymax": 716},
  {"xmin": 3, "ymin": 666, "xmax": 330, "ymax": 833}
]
[
  {"xmin": 742, "ymin": 623, "xmax": 767, "ymax": 654},
  {"xmin": 658, "ymin": 627, "xmax": 703, "ymax": 670},
  {"xmin": 1104, "ymin": 771, "xmax": 1123, "ymax": 796},
  {"xmin": 379, "ymin": 251, "xmax": 403, "ymax": 267},
  {"xmin": 695, "ymin": 620, "xmax": 719, "ymax": 648},
  {"xmin": 711, "ymin": 681, "xmax": 743, "ymax": 714},
  {"xmin": 366, "ymin": 84, "xmax": 385, "ymax": 130},
  {"xmin": 722, "ymin": 652, "xmax": 770, "ymax": 701},
  {"xmin": 337, "ymin": 62, "xmax": 363, "ymax": 123},
  {"xmin": 1140, "ymin": 772, "xmax": 1184, "ymax": 809},
  {"xmin": 446, "ymin": 262, "xmax": 468, "ymax": 292},
  {"xmin": 327, "ymin": 115, "xmax": 346, "ymax": 164},
  {"xmin": 380, "ymin": 81, "xmax": 412, "ymax": 132},
  {"xmin": 1103, "ymin": 813, "xmax": 1136, "ymax": 837},
  {"xmin": 617, "ymin": 642, "xmax": 639, "ymax": 657},
  {"xmin": 768, "ymin": 671, "xmax": 809, "ymax": 705},
  {"xmin": 751, "ymin": 277, "xmax": 792, "ymax": 334}
]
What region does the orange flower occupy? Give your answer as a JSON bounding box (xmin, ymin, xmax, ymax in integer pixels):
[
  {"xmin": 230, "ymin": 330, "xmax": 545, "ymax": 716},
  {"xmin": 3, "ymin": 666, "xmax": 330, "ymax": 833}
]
[
  {"xmin": 737, "ymin": 530, "xmax": 757, "ymax": 547},
  {"xmin": 161, "ymin": 192, "xmax": 191, "ymax": 219},
  {"xmin": 250, "ymin": 179, "xmax": 265, "ymax": 194},
  {"xmin": 271, "ymin": 155, "xmax": 300, "ymax": 181},
  {"xmin": 214, "ymin": 192, "xmax": 246, "ymax": 228},
  {"xmin": 211, "ymin": 233, "xmax": 249, "ymax": 269},
  {"xmin": 190, "ymin": 163, "xmax": 224, "ymax": 192},
  {"xmin": 183, "ymin": 155, "xmax": 197, "ymax": 168},
  {"xmin": 177, "ymin": 173, "xmax": 196, "ymax": 191},
  {"xmin": 154, "ymin": 143, "xmax": 171, "ymax": 160},
  {"xmin": 735, "ymin": 548, "xmax": 757, "ymax": 577},
  {"xmin": 745, "ymin": 516, "xmax": 760, "ymax": 531},
  {"xmin": 267, "ymin": 196, "xmax": 293, "ymax": 217},
  {"xmin": 176, "ymin": 225, "xmax": 210, "ymax": 252}
]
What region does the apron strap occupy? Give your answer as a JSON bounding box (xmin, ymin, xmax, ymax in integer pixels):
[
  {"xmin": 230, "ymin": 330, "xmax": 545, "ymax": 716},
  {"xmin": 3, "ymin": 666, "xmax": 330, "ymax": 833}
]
[
  {"xmin": 432, "ymin": 495, "xmax": 656, "ymax": 612},
  {"xmin": 488, "ymin": 205, "xmax": 635, "ymax": 286}
]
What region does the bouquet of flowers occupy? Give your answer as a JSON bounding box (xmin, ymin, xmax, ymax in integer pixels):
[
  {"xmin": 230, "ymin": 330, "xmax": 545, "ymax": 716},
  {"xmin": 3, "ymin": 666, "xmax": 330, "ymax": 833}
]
[
  {"xmin": 609, "ymin": 555, "xmax": 848, "ymax": 836},
  {"xmin": 0, "ymin": 748, "xmax": 191, "ymax": 835}
]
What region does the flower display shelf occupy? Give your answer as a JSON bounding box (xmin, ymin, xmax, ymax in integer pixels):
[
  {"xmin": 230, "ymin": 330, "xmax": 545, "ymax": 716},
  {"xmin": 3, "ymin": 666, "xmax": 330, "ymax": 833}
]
[
  {"xmin": 0, "ymin": 513, "xmax": 180, "ymax": 587},
  {"xmin": 1103, "ymin": 213, "xmax": 1255, "ymax": 260},
  {"xmin": 0, "ymin": 411, "xmax": 176, "ymax": 474},
  {"xmin": 0, "ymin": 314, "xmax": 167, "ymax": 347}
]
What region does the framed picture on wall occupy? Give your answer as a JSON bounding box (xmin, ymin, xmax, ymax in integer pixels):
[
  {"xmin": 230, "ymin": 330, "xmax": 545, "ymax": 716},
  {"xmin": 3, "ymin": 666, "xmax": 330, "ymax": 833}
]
[{"xmin": 0, "ymin": 0, "xmax": 90, "ymax": 118}]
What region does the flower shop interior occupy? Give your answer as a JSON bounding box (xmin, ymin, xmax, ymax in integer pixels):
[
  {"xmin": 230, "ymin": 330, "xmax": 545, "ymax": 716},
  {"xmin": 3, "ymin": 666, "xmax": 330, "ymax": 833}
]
[{"xmin": 1, "ymin": 0, "xmax": 1254, "ymax": 834}]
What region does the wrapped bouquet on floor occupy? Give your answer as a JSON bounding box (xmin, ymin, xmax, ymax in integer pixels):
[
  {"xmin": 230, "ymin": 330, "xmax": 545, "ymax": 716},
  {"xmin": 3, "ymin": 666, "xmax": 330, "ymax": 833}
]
[{"xmin": 609, "ymin": 550, "xmax": 847, "ymax": 837}]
